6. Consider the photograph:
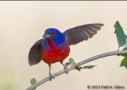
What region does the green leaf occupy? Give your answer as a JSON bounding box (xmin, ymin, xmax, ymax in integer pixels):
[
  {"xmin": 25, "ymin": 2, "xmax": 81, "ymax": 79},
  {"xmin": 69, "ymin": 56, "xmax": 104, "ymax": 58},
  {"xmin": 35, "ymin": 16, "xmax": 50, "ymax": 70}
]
[
  {"xmin": 114, "ymin": 21, "xmax": 127, "ymax": 48},
  {"xmin": 69, "ymin": 58, "xmax": 76, "ymax": 65},
  {"xmin": 30, "ymin": 78, "xmax": 37, "ymax": 85},
  {"xmin": 71, "ymin": 66, "xmax": 75, "ymax": 69},
  {"xmin": 121, "ymin": 48, "xmax": 127, "ymax": 57},
  {"xmin": 65, "ymin": 62, "xmax": 71, "ymax": 67},
  {"xmin": 123, "ymin": 43, "xmax": 127, "ymax": 50},
  {"xmin": 120, "ymin": 58, "xmax": 127, "ymax": 69},
  {"xmin": 65, "ymin": 58, "xmax": 76, "ymax": 67},
  {"xmin": 123, "ymin": 48, "xmax": 127, "ymax": 50},
  {"xmin": 82, "ymin": 65, "xmax": 97, "ymax": 69}
]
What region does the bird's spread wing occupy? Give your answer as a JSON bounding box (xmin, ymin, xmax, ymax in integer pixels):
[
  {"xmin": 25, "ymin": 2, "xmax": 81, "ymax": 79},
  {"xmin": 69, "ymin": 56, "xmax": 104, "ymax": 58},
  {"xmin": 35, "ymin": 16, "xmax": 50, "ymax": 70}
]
[
  {"xmin": 28, "ymin": 39, "xmax": 44, "ymax": 66},
  {"xmin": 64, "ymin": 23, "xmax": 104, "ymax": 45}
]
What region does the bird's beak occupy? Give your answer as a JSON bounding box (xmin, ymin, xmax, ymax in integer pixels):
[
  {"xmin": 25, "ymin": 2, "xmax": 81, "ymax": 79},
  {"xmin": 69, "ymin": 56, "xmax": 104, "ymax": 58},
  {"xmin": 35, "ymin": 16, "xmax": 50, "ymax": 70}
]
[{"xmin": 43, "ymin": 33, "xmax": 51, "ymax": 38}]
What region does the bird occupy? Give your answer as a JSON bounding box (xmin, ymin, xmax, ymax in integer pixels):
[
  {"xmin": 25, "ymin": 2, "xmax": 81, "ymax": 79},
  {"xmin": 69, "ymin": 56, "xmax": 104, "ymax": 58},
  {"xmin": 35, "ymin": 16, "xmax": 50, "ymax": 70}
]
[{"xmin": 28, "ymin": 23, "xmax": 104, "ymax": 81}]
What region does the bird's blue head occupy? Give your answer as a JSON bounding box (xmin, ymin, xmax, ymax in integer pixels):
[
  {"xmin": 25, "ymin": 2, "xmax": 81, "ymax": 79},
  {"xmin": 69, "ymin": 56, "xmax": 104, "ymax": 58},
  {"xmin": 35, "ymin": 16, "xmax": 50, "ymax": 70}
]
[{"xmin": 43, "ymin": 28, "xmax": 65, "ymax": 45}]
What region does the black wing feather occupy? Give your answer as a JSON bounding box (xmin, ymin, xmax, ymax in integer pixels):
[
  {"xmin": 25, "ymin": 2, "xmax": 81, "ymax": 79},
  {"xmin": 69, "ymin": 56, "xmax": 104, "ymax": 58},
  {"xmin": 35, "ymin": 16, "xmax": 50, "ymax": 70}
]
[
  {"xmin": 28, "ymin": 39, "xmax": 44, "ymax": 66},
  {"xmin": 64, "ymin": 23, "xmax": 104, "ymax": 45}
]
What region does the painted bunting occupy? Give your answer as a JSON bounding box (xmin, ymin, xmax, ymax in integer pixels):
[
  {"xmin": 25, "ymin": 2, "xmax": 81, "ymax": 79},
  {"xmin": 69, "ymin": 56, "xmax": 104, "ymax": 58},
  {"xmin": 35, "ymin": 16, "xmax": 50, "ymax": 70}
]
[{"xmin": 28, "ymin": 23, "xmax": 104, "ymax": 81}]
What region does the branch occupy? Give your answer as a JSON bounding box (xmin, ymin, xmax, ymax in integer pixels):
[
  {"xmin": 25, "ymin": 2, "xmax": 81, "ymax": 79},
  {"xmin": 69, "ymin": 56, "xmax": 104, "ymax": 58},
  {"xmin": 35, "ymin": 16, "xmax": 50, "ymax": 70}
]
[{"xmin": 26, "ymin": 50, "xmax": 127, "ymax": 90}]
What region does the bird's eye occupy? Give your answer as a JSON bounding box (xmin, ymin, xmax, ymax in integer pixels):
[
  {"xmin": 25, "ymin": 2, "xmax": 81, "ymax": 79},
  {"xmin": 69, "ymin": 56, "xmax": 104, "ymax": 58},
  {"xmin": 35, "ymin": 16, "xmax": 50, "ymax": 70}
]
[{"xmin": 52, "ymin": 32, "xmax": 56, "ymax": 36}]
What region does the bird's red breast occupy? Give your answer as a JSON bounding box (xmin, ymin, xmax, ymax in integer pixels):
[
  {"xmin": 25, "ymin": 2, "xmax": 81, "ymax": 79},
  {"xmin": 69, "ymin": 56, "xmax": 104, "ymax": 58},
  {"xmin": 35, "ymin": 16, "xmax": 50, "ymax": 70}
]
[{"xmin": 41, "ymin": 38, "xmax": 70, "ymax": 64}]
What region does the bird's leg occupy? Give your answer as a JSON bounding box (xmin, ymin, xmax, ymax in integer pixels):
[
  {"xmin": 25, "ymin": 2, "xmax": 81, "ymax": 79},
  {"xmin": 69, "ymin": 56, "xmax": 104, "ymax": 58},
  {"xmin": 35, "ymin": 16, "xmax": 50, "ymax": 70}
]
[
  {"xmin": 48, "ymin": 64, "xmax": 54, "ymax": 81},
  {"xmin": 60, "ymin": 61, "xmax": 69, "ymax": 74}
]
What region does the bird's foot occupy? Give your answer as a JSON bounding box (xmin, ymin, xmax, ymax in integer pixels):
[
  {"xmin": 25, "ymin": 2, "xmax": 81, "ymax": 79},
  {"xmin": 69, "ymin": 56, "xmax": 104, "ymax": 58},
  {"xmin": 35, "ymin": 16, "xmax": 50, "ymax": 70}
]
[
  {"xmin": 49, "ymin": 73, "xmax": 54, "ymax": 81},
  {"xmin": 64, "ymin": 67, "xmax": 69, "ymax": 74},
  {"xmin": 75, "ymin": 65, "xmax": 81, "ymax": 71}
]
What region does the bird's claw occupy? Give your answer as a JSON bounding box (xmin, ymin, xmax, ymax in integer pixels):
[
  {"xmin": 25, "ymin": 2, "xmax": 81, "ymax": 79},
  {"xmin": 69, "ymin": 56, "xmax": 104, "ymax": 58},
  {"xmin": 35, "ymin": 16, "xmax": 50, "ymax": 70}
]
[
  {"xmin": 64, "ymin": 67, "xmax": 69, "ymax": 74},
  {"xmin": 49, "ymin": 73, "xmax": 54, "ymax": 81}
]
